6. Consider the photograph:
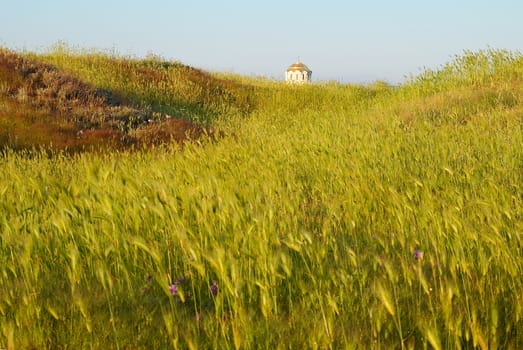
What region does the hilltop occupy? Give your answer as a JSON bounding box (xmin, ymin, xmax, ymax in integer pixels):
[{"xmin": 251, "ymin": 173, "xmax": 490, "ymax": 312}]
[{"xmin": 5, "ymin": 46, "xmax": 523, "ymax": 154}]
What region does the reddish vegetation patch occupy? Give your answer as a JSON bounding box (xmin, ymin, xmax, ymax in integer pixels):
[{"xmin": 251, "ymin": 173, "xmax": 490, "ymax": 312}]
[{"xmin": 0, "ymin": 48, "xmax": 212, "ymax": 152}]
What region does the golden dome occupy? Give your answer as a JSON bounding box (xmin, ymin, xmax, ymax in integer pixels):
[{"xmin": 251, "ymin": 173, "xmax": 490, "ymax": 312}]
[{"xmin": 286, "ymin": 60, "xmax": 311, "ymax": 72}]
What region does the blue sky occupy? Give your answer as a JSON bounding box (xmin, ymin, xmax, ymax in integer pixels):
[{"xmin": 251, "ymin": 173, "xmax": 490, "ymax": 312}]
[{"xmin": 1, "ymin": 0, "xmax": 522, "ymax": 83}]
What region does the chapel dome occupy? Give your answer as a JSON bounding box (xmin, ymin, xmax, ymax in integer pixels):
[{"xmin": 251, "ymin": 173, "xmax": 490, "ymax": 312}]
[{"xmin": 286, "ymin": 60, "xmax": 311, "ymax": 72}]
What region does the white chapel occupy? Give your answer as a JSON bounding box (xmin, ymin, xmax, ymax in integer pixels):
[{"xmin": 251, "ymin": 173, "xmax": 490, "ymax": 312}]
[{"xmin": 285, "ymin": 59, "xmax": 312, "ymax": 84}]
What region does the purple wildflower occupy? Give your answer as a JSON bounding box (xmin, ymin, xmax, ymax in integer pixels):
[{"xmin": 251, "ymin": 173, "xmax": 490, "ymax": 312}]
[
  {"xmin": 210, "ymin": 281, "xmax": 218, "ymax": 296},
  {"xmin": 176, "ymin": 276, "xmax": 185, "ymax": 284},
  {"xmin": 169, "ymin": 284, "xmax": 178, "ymax": 295},
  {"xmin": 414, "ymin": 250, "xmax": 423, "ymax": 260}
]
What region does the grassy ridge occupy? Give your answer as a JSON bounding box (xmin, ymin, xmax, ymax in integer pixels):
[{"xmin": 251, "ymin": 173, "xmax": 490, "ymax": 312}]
[
  {"xmin": 1, "ymin": 49, "xmax": 523, "ymax": 348},
  {"xmin": 34, "ymin": 43, "xmax": 257, "ymax": 125}
]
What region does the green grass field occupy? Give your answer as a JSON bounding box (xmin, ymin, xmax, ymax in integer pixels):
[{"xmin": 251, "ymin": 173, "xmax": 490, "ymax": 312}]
[{"xmin": 1, "ymin": 47, "xmax": 522, "ymax": 349}]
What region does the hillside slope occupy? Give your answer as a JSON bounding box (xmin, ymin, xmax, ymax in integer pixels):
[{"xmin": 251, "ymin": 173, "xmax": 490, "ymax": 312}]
[{"xmin": 0, "ymin": 47, "xmax": 253, "ymax": 151}]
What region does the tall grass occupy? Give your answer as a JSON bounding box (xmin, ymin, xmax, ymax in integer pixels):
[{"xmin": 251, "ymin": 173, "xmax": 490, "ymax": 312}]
[{"xmin": 0, "ymin": 49, "xmax": 522, "ymax": 349}]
